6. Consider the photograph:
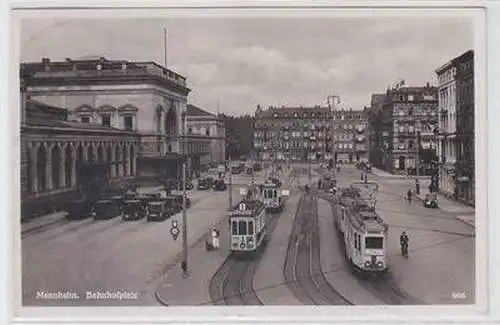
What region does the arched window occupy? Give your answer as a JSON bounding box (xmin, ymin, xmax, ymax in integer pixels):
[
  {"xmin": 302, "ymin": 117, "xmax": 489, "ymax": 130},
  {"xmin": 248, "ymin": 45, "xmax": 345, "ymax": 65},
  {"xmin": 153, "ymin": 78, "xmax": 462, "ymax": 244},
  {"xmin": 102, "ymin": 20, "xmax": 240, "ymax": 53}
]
[
  {"xmin": 156, "ymin": 108, "xmax": 162, "ymax": 133},
  {"xmin": 36, "ymin": 145, "xmax": 47, "ymax": 192},
  {"xmin": 97, "ymin": 145, "xmax": 104, "ymax": 163},
  {"xmin": 76, "ymin": 144, "xmax": 83, "ymax": 187},
  {"xmin": 106, "ymin": 146, "xmax": 112, "ymax": 176},
  {"xmin": 26, "ymin": 148, "xmax": 33, "ymax": 193},
  {"xmin": 114, "ymin": 146, "xmax": 121, "ymax": 176},
  {"xmin": 87, "ymin": 145, "xmax": 94, "ymax": 163},
  {"xmin": 64, "ymin": 145, "xmax": 73, "ymax": 188},
  {"xmin": 123, "ymin": 146, "xmax": 129, "ymax": 176},
  {"xmin": 130, "ymin": 145, "xmax": 135, "ymax": 175}
]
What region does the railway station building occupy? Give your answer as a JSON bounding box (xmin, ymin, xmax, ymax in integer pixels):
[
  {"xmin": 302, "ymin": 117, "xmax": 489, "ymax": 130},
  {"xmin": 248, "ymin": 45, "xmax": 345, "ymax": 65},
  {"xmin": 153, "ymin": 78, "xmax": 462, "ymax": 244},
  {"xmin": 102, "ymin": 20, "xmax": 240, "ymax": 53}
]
[{"xmin": 20, "ymin": 57, "xmax": 211, "ymax": 184}]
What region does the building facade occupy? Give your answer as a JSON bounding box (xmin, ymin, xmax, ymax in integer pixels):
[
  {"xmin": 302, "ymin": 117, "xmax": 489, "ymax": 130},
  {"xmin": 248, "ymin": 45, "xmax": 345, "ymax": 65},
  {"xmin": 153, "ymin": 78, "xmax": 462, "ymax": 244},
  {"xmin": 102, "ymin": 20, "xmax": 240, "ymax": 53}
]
[
  {"xmin": 370, "ymin": 84, "xmax": 439, "ymax": 174},
  {"xmin": 21, "ymin": 57, "xmax": 210, "ymax": 182},
  {"xmin": 253, "ymin": 105, "xmax": 369, "ymax": 163},
  {"xmin": 186, "ymin": 104, "xmax": 226, "ymax": 166},
  {"xmin": 20, "ymin": 79, "xmax": 141, "ymax": 219},
  {"xmin": 453, "ymin": 50, "xmax": 475, "ymax": 206},
  {"xmin": 436, "ymin": 61, "xmax": 458, "ymax": 198}
]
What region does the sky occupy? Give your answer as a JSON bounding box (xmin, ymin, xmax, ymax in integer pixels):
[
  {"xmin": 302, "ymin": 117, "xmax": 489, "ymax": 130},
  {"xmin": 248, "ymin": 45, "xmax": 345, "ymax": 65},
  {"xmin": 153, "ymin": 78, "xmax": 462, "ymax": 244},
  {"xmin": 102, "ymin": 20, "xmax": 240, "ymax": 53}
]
[{"xmin": 19, "ymin": 16, "xmax": 474, "ymax": 116}]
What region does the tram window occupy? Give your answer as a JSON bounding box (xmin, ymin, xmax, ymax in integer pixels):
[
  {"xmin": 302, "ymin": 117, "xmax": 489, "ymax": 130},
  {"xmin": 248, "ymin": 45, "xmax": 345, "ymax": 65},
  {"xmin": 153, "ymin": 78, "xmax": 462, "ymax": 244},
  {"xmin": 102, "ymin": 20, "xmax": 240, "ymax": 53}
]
[
  {"xmin": 231, "ymin": 221, "xmax": 238, "ymax": 235},
  {"xmin": 358, "ymin": 235, "xmax": 362, "ymax": 251},
  {"xmin": 238, "ymin": 220, "xmax": 247, "ymax": 235},
  {"xmin": 365, "ymin": 237, "xmax": 383, "ymax": 249},
  {"xmin": 248, "ymin": 221, "xmax": 254, "ymax": 235},
  {"xmin": 354, "ymin": 234, "xmax": 358, "ymax": 249},
  {"xmin": 273, "ymin": 190, "xmax": 277, "ymax": 198}
]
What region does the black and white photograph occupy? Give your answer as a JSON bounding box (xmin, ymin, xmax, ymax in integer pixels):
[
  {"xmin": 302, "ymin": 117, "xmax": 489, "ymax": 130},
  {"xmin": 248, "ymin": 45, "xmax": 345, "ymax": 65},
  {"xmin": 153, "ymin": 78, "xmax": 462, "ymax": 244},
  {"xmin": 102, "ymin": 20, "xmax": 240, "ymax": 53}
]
[{"xmin": 10, "ymin": 3, "xmax": 490, "ymax": 320}]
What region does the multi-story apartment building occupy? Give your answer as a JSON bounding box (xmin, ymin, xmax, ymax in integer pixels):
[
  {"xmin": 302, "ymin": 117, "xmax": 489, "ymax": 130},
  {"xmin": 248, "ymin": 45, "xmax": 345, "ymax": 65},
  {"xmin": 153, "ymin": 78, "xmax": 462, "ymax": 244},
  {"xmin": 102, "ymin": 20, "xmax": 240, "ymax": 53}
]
[
  {"xmin": 454, "ymin": 50, "xmax": 475, "ymax": 206},
  {"xmin": 370, "ymin": 83, "xmax": 439, "ymax": 174},
  {"xmin": 436, "ymin": 60, "xmax": 458, "ymax": 198},
  {"xmin": 21, "ymin": 57, "xmax": 211, "ymax": 182},
  {"xmin": 253, "ymin": 105, "xmax": 369, "ymax": 164},
  {"xmin": 435, "ymin": 49, "xmax": 475, "ymax": 206}
]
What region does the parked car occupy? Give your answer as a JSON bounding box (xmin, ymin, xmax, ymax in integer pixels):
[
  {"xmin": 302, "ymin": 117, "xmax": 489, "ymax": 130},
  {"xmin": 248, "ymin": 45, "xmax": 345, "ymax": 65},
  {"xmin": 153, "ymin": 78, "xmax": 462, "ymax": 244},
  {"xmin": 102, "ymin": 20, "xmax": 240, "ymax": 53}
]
[
  {"xmin": 146, "ymin": 200, "xmax": 173, "ymax": 221},
  {"xmin": 213, "ymin": 179, "xmax": 227, "ymax": 191},
  {"xmin": 231, "ymin": 166, "xmax": 242, "ymax": 174},
  {"xmin": 423, "ymin": 193, "xmax": 438, "ymax": 208},
  {"xmin": 170, "ymin": 194, "xmax": 191, "ymax": 209},
  {"xmin": 122, "ymin": 200, "xmax": 146, "ymax": 221},
  {"xmin": 165, "ymin": 196, "xmax": 181, "ymax": 214},
  {"xmin": 197, "ymin": 177, "xmax": 214, "ymax": 190},
  {"xmin": 269, "ymin": 177, "xmax": 282, "ymax": 188},
  {"xmin": 65, "ymin": 197, "xmax": 93, "ymax": 220},
  {"xmin": 93, "ymin": 199, "xmax": 121, "ymax": 220},
  {"xmin": 177, "ymin": 180, "xmax": 194, "ymax": 190},
  {"xmin": 136, "ymin": 192, "xmax": 162, "ymax": 207}
]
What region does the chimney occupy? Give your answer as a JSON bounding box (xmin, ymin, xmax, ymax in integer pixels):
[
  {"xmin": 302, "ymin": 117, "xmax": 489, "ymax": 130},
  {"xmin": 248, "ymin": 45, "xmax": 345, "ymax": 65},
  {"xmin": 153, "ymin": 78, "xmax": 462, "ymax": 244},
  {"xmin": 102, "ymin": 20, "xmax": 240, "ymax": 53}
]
[
  {"xmin": 426, "ymin": 82, "xmax": 430, "ymax": 88},
  {"xmin": 65, "ymin": 58, "xmax": 72, "ymax": 63},
  {"xmin": 41, "ymin": 57, "xmax": 50, "ymax": 64}
]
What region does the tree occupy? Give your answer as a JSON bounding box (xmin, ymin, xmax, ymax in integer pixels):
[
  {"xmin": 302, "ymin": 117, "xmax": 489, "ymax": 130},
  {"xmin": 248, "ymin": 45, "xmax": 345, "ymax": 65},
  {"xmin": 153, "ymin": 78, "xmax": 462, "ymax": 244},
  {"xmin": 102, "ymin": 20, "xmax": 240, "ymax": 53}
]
[{"xmin": 219, "ymin": 113, "xmax": 255, "ymax": 159}]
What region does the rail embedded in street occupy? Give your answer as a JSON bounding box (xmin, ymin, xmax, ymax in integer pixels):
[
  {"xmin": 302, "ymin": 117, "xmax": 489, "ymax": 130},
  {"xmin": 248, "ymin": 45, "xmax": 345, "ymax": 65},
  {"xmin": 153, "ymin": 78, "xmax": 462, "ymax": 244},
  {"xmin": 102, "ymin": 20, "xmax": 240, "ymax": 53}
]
[{"xmin": 284, "ymin": 190, "xmax": 353, "ymax": 305}]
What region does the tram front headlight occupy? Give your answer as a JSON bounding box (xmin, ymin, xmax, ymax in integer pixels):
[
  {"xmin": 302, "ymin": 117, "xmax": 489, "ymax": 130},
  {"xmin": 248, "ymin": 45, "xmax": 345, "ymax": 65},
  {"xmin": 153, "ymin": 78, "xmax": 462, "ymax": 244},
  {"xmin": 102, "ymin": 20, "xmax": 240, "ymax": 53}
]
[
  {"xmin": 376, "ymin": 261, "xmax": 383, "ymax": 267},
  {"xmin": 364, "ymin": 261, "xmax": 371, "ymax": 268}
]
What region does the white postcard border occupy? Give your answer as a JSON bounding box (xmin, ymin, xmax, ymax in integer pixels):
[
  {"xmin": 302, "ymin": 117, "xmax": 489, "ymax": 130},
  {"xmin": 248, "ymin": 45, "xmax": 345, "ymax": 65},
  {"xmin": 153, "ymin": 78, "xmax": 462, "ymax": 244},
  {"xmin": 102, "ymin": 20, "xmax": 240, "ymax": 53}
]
[{"xmin": 2, "ymin": 1, "xmax": 497, "ymax": 324}]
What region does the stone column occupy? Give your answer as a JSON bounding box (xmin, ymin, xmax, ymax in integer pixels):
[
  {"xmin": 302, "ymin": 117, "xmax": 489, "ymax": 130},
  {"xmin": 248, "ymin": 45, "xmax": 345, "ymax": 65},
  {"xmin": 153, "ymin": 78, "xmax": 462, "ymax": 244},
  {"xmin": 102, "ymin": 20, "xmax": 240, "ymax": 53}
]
[
  {"xmin": 60, "ymin": 145, "xmax": 66, "ymax": 189},
  {"xmin": 30, "ymin": 145, "xmax": 38, "ymax": 193},
  {"xmin": 110, "ymin": 144, "xmax": 116, "ymax": 178},
  {"xmin": 46, "ymin": 144, "xmax": 53, "ymax": 191},
  {"xmin": 71, "ymin": 146, "xmax": 77, "ymax": 188}
]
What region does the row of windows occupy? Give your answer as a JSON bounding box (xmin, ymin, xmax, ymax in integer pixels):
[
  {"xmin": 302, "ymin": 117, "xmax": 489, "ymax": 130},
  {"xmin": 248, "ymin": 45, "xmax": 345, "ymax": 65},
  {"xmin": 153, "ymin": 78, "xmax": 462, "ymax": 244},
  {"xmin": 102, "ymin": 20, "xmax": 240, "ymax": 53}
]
[
  {"xmin": 257, "ymin": 122, "xmax": 366, "ymax": 130},
  {"xmin": 231, "ymin": 220, "xmax": 254, "ymax": 236},
  {"xmin": 393, "ymin": 94, "xmax": 436, "ymax": 102},
  {"xmin": 81, "ymin": 115, "xmax": 134, "ymax": 130},
  {"xmin": 267, "ymin": 112, "xmax": 365, "ymax": 120}
]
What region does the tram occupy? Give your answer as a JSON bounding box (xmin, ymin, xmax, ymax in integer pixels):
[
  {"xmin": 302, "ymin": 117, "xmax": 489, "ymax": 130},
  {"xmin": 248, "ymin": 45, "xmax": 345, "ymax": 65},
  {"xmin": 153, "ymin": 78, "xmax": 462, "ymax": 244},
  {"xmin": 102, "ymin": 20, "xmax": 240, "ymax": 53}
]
[
  {"xmin": 333, "ymin": 181, "xmax": 389, "ymax": 274},
  {"xmin": 229, "ymin": 184, "xmax": 268, "ymax": 258},
  {"xmin": 260, "ymin": 182, "xmax": 290, "ymax": 212}
]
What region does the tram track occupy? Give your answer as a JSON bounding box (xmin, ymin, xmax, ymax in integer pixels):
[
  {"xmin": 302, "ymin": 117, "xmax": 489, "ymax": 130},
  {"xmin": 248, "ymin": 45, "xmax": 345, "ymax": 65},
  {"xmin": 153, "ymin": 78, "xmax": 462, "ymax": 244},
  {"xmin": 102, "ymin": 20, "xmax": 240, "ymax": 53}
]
[
  {"xmin": 208, "ymin": 168, "xmax": 298, "ymax": 305},
  {"xmin": 283, "ymin": 191, "xmax": 353, "ymax": 305}
]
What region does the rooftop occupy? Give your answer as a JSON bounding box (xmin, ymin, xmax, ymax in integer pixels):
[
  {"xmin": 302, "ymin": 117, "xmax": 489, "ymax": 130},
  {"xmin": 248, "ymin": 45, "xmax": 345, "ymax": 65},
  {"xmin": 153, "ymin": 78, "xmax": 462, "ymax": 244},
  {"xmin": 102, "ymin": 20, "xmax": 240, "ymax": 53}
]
[
  {"xmin": 256, "ymin": 105, "xmax": 366, "ymax": 119},
  {"xmin": 20, "ymin": 57, "xmax": 188, "ymax": 90},
  {"xmin": 186, "ymin": 104, "xmax": 216, "ymax": 117}
]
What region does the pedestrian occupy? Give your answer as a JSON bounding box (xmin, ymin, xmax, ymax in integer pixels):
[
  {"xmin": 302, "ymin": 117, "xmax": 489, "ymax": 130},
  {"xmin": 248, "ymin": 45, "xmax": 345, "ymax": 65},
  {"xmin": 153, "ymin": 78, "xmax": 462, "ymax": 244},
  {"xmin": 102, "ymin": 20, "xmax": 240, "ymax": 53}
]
[
  {"xmin": 181, "ymin": 260, "xmax": 188, "ymax": 278},
  {"xmin": 407, "ymin": 189, "xmax": 412, "ymax": 203},
  {"xmin": 400, "ymin": 231, "xmax": 409, "ymax": 256},
  {"xmin": 211, "ymin": 228, "xmax": 220, "ymax": 249}
]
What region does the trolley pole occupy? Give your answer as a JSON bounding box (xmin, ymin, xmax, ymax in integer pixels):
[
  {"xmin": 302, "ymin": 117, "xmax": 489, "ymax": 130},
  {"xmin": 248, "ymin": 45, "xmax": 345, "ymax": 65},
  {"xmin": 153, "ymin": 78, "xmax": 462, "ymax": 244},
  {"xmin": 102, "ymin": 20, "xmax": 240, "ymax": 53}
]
[{"xmin": 181, "ymin": 112, "xmax": 188, "ymax": 277}]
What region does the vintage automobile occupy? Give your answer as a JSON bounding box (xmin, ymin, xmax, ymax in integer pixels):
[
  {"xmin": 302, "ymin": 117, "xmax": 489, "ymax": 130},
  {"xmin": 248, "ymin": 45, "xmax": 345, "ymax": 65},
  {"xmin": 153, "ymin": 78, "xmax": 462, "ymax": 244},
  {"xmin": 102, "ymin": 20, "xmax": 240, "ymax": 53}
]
[
  {"xmin": 121, "ymin": 200, "xmax": 146, "ymax": 221},
  {"xmin": 65, "ymin": 197, "xmax": 93, "ymax": 220},
  {"xmin": 93, "ymin": 199, "xmax": 121, "ymax": 220},
  {"xmin": 213, "ymin": 179, "xmax": 227, "ymax": 191},
  {"xmin": 170, "ymin": 194, "xmax": 191, "ymax": 209},
  {"xmin": 177, "ymin": 180, "xmax": 194, "ymax": 191},
  {"xmin": 197, "ymin": 177, "xmax": 214, "ymax": 190},
  {"xmin": 136, "ymin": 193, "xmax": 162, "ymax": 207},
  {"xmin": 269, "ymin": 177, "xmax": 282, "ymax": 188},
  {"xmin": 146, "ymin": 200, "xmax": 173, "ymax": 221},
  {"xmin": 423, "ymin": 193, "xmax": 439, "ymax": 208},
  {"xmin": 165, "ymin": 196, "xmax": 182, "ymax": 214}
]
